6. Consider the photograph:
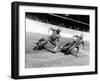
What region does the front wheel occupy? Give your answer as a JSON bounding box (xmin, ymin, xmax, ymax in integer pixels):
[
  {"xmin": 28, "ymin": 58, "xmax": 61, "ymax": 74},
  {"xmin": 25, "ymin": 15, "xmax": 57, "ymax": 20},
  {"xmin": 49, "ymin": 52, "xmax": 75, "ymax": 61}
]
[{"xmin": 33, "ymin": 38, "xmax": 48, "ymax": 50}]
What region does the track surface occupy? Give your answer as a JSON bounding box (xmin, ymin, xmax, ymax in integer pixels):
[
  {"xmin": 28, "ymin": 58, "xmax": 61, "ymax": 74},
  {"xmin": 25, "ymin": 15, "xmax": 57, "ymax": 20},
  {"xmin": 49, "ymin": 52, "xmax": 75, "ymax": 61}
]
[{"xmin": 25, "ymin": 32, "xmax": 89, "ymax": 68}]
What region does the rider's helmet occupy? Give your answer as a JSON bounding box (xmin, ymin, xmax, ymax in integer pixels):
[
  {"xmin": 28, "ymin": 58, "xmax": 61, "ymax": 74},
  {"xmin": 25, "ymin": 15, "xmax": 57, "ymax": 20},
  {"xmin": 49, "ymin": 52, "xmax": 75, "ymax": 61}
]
[{"xmin": 56, "ymin": 28, "xmax": 61, "ymax": 34}]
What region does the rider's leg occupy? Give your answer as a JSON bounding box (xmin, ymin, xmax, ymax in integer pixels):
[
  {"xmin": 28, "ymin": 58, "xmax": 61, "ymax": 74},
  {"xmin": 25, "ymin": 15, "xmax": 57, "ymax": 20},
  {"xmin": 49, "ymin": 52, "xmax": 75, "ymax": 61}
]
[
  {"xmin": 53, "ymin": 42, "xmax": 59, "ymax": 52},
  {"xmin": 54, "ymin": 46, "xmax": 58, "ymax": 52},
  {"xmin": 74, "ymin": 46, "xmax": 79, "ymax": 57}
]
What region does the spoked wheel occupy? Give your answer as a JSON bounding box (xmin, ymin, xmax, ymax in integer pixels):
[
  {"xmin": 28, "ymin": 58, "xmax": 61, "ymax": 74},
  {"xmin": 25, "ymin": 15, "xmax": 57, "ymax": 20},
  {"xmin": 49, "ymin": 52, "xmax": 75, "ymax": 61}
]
[
  {"xmin": 33, "ymin": 38, "xmax": 48, "ymax": 50},
  {"xmin": 60, "ymin": 43, "xmax": 72, "ymax": 55}
]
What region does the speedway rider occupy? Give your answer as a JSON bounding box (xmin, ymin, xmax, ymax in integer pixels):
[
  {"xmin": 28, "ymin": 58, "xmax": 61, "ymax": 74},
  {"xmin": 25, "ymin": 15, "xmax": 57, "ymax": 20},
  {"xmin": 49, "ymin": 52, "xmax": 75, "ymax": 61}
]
[
  {"xmin": 60, "ymin": 33, "xmax": 84, "ymax": 56},
  {"xmin": 73, "ymin": 33, "xmax": 84, "ymax": 46},
  {"xmin": 48, "ymin": 27, "xmax": 61, "ymax": 52}
]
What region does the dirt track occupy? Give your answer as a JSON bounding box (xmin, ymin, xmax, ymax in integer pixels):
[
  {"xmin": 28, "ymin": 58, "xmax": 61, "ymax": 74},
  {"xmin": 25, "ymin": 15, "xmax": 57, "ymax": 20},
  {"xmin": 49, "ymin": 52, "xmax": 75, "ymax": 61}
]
[
  {"xmin": 25, "ymin": 32, "xmax": 89, "ymax": 68},
  {"xmin": 25, "ymin": 49, "xmax": 89, "ymax": 68}
]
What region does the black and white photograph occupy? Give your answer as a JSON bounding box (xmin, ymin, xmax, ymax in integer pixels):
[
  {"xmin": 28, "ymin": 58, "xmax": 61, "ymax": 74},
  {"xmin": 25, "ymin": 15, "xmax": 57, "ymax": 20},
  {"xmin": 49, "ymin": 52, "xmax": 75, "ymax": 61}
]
[
  {"xmin": 25, "ymin": 13, "xmax": 90, "ymax": 68},
  {"xmin": 11, "ymin": 2, "xmax": 97, "ymax": 79}
]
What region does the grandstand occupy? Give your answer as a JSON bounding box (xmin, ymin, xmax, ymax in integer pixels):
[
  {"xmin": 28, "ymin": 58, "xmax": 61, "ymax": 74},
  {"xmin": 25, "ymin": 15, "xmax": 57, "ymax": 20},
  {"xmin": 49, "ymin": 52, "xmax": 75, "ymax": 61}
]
[{"xmin": 26, "ymin": 13, "xmax": 89, "ymax": 32}]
